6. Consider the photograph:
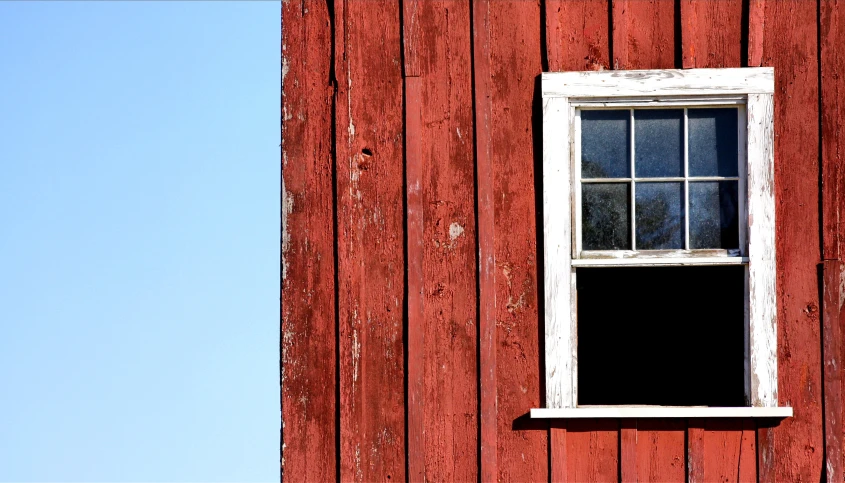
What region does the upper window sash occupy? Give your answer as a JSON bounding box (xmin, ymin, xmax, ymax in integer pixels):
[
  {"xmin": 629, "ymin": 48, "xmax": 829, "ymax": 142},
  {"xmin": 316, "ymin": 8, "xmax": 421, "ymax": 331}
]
[{"xmin": 572, "ymin": 102, "xmax": 748, "ymax": 262}]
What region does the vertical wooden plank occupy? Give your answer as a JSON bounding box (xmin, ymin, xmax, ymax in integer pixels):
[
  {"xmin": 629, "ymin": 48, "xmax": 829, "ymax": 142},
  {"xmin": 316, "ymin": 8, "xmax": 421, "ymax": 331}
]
[
  {"xmin": 402, "ymin": 0, "xmax": 420, "ymax": 78},
  {"xmin": 759, "ymin": 0, "xmax": 824, "ymax": 480},
  {"xmin": 677, "ymin": 5, "xmax": 748, "ymax": 479},
  {"xmin": 565, "ymin": 420, "xmax": 619, "ymax": 482},
  {"xmin": 686, "ymin": 422, "xmax": 704, "ymax": 483},
  {"xmin": 334, "ymin": 0, "xmax": 406, "ymax": 479},
  {"xmin": 822, "ymin": 260, "xmax": 843, "ymax": 483},
  {"xmin": 488, "ymin": 1, "xmax": 548, "ymax": 480},
  {"xmin": 757, "ymin": 425, "xmax": 775, "ymax": 483},
  {"xmin": 738, "ymin": 420, "xmax": 758, "ymax": 482},
  {"xmin": 402, "ymin": 1, "xmax": 423, "ymax": 479},
  {"xmin": 471, "ymin": 0, "xmax": 497, "ymax": 480},
  {"xmin": 821, "ymin": 0, "xmax": 843, "ymax": 262},
  {"xmin": 280, "ymin": 0, "xmax": 336, "ymax": 480},
  {"xmin": 544, "ymin": 0, "xmax": 610, "ymax": 72},
  {"xmin": 679, "ymin": 0, "xmax": 742, "ymax": 68},
  {"xmin": 404, "ymin": 75, "xmax": 425, "ymax": 483},
  {"xmin": 611, "ymin": 0, "xmax": 676, "ymax": 70},
  {"xmin": 748, "ymin": 9, "xmax": 773, "ymax": 479},
  {"xmin": 550, "ymin": 422, "xmax": 568, "ymax": 483},
  {"xmin": 611, "ymin": 1, "xmax": 681, "ymax": 478},
  {"xmin": 691, "ymin": 420, "xmax": 758, "ymax": 482},
  {"xmin": 821, "ymin": 5, "xmax": 845, "ymax": 476},
  {"xmin": 409, "ymin": 1, "xmax": 479, "ymax": 481},
  {"xmin": 636, "ymin": 420, "xmax": 686, "ymax": 483},
  {"xmin": 747, "ymin": 0, "xmax": 766, "ymax": 67},
  {"xmin": 620, "ymin": 420, "xmax": 638, "ymax": 482}
]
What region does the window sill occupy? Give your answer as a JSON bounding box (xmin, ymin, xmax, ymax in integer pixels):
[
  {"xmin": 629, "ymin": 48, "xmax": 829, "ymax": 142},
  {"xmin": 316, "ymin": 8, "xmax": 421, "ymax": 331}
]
[{"xmin": 530, "ymin": 406, "xmax": 792, "ymax": 419}]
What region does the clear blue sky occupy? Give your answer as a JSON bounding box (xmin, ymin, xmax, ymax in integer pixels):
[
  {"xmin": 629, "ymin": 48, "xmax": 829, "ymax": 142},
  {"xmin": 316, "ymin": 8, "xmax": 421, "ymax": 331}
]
[{"xmin": 0, "ymin": 2, "xmax": 280, "ymax": 481}]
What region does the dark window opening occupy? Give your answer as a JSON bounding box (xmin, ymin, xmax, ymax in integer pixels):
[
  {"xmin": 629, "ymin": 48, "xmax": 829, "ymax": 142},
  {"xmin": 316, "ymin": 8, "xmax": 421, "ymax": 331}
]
[{"xmin": 577, "ymin": 266, "xmax": 745, "ymax": 407}]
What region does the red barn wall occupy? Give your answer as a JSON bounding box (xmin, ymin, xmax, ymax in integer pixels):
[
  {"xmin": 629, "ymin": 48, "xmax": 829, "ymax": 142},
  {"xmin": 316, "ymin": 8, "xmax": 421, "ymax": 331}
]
[{"xmin": 281, "ymin": 0, "xmax": 845, "ymax": 481}]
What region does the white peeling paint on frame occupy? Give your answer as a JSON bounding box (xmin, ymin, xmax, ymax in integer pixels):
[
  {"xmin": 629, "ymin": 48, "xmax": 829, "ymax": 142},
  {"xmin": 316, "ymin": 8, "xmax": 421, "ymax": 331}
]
[
  {"xmin": 541, "ymin": 67, "xmax": 775, "ymax": 98},
  {"xmin": 538, "ymin": 68, "xmax": 784, "ymax": 415},
  {"xmin": 543, "ymin": 96, "xmax": 575, "ymax": 408},
  {"xmin": 747, "ymin": 93, "xmax": 778, "ymax": 407}
]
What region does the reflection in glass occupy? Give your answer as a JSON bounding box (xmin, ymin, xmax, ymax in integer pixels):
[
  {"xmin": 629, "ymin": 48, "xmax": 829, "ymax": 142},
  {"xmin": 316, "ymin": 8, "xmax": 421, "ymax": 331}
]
[
  {"xmin": 581, "ymin": 110, "xmax": 630, "ymax": 178},
  {"xmin": 689, "ymin": 181, "xmax": 739, "ymax": 249},
  {"xmin": 635, "ymin": 109, "xmax": 684, "ymax": 178},
  {"xmin": 689, "ymin": 108, "xmax": 739, "ymax": 177},
  {"xmin": 636, "ymin": 182, "xmax": 684, "ymax": 249},
  {"xmin": 583, "ymin": 183, "xmax": 631, "ymax": 250}
]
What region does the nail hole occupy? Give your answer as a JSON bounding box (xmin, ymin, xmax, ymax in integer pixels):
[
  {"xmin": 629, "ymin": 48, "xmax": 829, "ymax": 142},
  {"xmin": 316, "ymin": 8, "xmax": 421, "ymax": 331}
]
[{"xmin": 362, "ymin": 148, "xmax": 373, "ymax": 157}]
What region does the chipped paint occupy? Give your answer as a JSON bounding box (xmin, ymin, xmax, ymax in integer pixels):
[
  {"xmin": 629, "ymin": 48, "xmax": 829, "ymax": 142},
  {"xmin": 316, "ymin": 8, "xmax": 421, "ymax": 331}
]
[
  {"xmin": 281, "ymin": 179, "xmax": 292, "ymax": 281},
  {"xmin": 347, "ymin": 76, "xmax": 356, "ymax": 137},
  {"xmin": 449, "ymin": 222, "xmax": 464, "ymax": 241},
  {"xmin": 351, "ymin": 326, "xmax": 360, "ymax": 383}
]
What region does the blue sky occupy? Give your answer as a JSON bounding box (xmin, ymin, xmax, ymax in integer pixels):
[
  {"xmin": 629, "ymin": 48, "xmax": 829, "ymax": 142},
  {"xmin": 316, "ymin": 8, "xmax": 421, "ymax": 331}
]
[{"xmin": 0, "ymin": 2, "xmax": 280, "ymax": 481}]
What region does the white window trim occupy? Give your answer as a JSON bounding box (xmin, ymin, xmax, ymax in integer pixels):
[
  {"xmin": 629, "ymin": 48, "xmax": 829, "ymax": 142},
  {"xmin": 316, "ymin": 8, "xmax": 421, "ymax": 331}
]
[{"xmin": 539, "ymin": 68, "xmax": 787, "ymax": 417}]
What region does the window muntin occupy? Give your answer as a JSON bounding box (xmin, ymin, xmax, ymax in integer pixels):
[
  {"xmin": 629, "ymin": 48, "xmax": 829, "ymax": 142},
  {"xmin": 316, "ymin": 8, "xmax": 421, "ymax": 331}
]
[{"xmin": 575, "ymin": 106, "xmax": 744, "ymax": 258}]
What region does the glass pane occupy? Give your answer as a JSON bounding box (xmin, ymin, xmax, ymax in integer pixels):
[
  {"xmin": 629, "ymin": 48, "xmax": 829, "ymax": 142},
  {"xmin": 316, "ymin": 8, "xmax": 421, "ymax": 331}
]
[
  {"xmin": 635, "ymin": 109, "xmax": 684, "ymax": 178},
  {"xmin": 583, "ymin": 183, "xmax": 631, "ymax": 250},
  {"xmin": 636, "ymin": 182, "xmax": 684, "ymax": 249},
  {"xmin": 689, "ymin": 181, "xmax": 739, "ymax": 249},
  {"xmin": 688, "ymin": 108, "xmax": 739, "ymax": 177},
  {"xmin": 581, "ymin": 110, "xmax": 630, "ymax": 178}
]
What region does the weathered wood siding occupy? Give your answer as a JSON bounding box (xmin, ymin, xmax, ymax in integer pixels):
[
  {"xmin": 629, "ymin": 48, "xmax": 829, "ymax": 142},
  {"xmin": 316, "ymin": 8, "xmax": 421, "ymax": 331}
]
[{"xmin": 281, "ymin": 0, "xmax": 845, "ymax": 481}]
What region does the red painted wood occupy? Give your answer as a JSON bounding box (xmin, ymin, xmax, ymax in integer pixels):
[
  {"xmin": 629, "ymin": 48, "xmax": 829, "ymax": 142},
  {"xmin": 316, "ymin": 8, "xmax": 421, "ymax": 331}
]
[
  {"xmin": 828, "ymin": 5, "xmax": 845, "ymax": 473},
  {"xmin": 689, "ymin": 420, "xmax": 758, "ymax": 482},
  {"xmin": 620, "ymin": 420, "xmax": 637, "ymax": 482},
  {"xmin": 281, "ymin": 0, "xmax": 845, "ymax": 478},
  {"xmin": 739, "ymin": 420, "xmax": 758, "ymax": 482},
  {"xmin": 564, "ymin": 420, "xmax": 618, "ymax": 482},
  {"xmin": 611, "ymin": 0, "xmax": 676, "ymax": 70},
  {"xmin": 404, "ymin": 75, "xmax": 425, "ymax": 483},
  {"xmin": 280, "ymin": 1, "xmax": 336, "ymax": 480},
  {"xmin": 471, "ymin": 0, "xmax": 497, "ymax": 480},
  {"xmin": 747, "ymin": 0, "xmax": 766, "ymax": 67},
  {"xmin": 544, "ymin": 0, "xmax": 610, "ymax": 72},
  {"xmin": 757, "ymin": 426, "xmax": 775, "ymax": 483},
  {"xmin": 333, "ymin": 0, "xmax": 407, "ymax": 480},
  {"xmin": 760, "ymin": 0, "xmax": 824, "ymax": 480},
  {"xmin": 695, "ymin": 420, "xmax": 758, "ymax": 482},
  {"xmin": 402, "ymin": 0, "xmax": 420, "ymax": 78},
  {"xmin": 821, "ymin": 0, "xmax": 843, "ymax": 261},
  {"xmin": 686, "ymin": 422, "xmax": 704, "ymax": 483},
  {"xmin": 636, "ymin": 420, "xmax": 686, "ymax": 482},
  {"xmin": 822, "ymin": 261, "xmax": 843, "ymax": 483},
  {"xmin": 488, "ymin": 2, "xmax": 548, "ymax": 480},
  {"xmin": 412, "ymin": 1, "xmax": 479, "ymax": 480},
  {"xmin": 550, "ymin": 422, "xmax": 567, "ymax": 483},
  {"xmin": 679, "ymin": 0, "xmax": 742, "ymax": 68}
]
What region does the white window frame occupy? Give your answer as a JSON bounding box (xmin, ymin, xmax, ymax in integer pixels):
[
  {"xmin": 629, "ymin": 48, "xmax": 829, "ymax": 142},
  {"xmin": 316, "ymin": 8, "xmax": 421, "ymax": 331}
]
[{"xmin": 533, "ymin": 68, "xmax": 792, "ymax": 419}]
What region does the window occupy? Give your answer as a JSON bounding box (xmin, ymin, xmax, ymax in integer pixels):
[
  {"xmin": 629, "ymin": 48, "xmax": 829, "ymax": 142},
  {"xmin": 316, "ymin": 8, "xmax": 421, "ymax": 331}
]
[{"xmin": 533, "ymin": 68, "xmax": 791, "ymax": 418}]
